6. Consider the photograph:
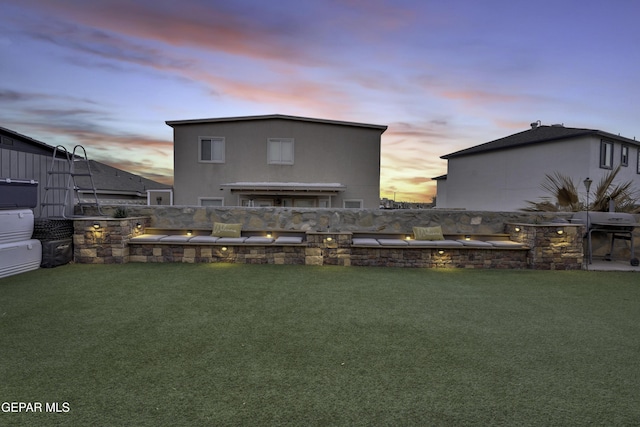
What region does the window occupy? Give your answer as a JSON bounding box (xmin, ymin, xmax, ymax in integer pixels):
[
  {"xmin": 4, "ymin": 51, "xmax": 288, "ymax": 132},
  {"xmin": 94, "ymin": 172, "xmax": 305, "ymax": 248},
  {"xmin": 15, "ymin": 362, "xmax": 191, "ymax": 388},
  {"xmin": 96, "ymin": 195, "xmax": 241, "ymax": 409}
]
[
  {"xmin": 268, "ymin": 138, "xmax": 294, "ymax": 164},
  {"xmin": 199, "ymin": 198, "xmax": 223, "ymax": 207},
  {"xmin": 199, "ymin": 137, "xmax": 225, "ymax": 163},
  {"xmin": 343, "ymin": 199, "xmax": 363, "ymax": 209},
  {"xmin": 621, "ymin": 145, "xmax": 629, "ymax": 166},
  {"xmin": 293, "ymin": 199, "xmax": 315, "ymax": 207},
  {"xmin": 600, "ymin": 140, "xmax": 613, "ymax": 169}
]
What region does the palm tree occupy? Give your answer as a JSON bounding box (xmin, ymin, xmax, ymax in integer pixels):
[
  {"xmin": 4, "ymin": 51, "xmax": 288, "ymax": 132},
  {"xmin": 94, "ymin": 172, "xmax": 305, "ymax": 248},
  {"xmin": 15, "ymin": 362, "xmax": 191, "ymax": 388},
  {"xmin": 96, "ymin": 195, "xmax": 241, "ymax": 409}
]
[{"xmin": 523, "ymin": 166, "xmax": 639, "ymax": 212}]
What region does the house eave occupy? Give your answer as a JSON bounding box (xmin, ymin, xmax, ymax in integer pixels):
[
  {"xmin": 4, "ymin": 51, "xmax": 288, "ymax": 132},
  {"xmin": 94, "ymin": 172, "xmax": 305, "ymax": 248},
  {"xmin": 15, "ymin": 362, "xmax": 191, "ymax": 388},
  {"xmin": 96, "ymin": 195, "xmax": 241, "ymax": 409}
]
[
  {"xmin": 165, "ymin": 114, "xmax": 387, "ymax": 132},
  {"xmin": 441, "ymin": 127, "xmax": 640, "ymax": 160}
]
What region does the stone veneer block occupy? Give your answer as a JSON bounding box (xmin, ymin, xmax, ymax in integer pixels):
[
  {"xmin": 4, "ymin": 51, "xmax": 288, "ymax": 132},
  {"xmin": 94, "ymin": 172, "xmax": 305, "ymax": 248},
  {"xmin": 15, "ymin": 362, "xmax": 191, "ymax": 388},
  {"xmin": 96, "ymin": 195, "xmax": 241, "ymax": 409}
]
[
  {"xmin": 306, "ymin": 256, "xmax": 323, "ymax": 265},
  {"xmin": 80, "ymin": 248, "xmax": 97, "ymax": 258}
]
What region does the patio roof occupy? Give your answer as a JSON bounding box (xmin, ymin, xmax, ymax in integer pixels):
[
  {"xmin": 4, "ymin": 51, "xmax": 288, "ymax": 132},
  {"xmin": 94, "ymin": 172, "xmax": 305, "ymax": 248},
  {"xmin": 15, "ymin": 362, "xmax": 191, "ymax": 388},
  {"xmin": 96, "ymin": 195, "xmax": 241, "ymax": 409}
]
[{"xmin": 220, "ymin": 182, "xmax": 346, "ymax": 196}]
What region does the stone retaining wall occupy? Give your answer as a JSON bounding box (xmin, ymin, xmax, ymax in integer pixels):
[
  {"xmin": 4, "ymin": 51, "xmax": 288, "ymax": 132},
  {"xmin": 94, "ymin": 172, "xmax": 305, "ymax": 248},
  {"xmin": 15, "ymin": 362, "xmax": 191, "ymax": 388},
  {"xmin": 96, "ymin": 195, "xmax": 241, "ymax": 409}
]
[
  {"xmin": 82, "ymin": 205, "xmax": 575, "ymax": 234},
  {"xmin": 73, "ymin": 206, "xmax": 639, "ymax": 269}
]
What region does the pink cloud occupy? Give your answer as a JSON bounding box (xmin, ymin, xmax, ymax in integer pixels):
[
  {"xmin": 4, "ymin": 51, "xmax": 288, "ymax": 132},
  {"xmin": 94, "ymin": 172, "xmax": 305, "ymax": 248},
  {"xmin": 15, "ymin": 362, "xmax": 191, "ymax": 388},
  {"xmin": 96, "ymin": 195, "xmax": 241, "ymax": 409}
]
[
  {"xmin": 440, "ymin": 89, "xmax": 523, "ymax": 105},
  {"xmin": 15, "ymin": 0, "xmax": 332, "ymax": 67}
]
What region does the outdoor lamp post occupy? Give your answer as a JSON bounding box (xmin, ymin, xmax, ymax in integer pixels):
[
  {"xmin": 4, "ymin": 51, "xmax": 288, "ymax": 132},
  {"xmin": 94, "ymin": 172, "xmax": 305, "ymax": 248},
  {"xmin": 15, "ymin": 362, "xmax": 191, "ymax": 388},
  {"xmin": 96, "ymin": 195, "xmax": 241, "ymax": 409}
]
[
  {"xmin": 584, "ymin": 177, "xmax": 593, "ymax": 268},
  {"xmin": 583, "ymin": 177, "xmax": 592, "ymax": 227}
]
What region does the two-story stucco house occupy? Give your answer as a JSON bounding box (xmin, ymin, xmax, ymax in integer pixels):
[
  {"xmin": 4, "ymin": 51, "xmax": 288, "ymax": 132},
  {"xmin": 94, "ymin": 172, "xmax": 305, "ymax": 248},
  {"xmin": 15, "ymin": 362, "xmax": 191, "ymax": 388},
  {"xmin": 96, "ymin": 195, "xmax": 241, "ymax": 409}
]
[
  {"xmin": 435, "ymin": 123, "xmax": 640, "ymax": 211},
  {"xmin": 167, "ymin": 114, "xmax": 387, "ymax": 208}
]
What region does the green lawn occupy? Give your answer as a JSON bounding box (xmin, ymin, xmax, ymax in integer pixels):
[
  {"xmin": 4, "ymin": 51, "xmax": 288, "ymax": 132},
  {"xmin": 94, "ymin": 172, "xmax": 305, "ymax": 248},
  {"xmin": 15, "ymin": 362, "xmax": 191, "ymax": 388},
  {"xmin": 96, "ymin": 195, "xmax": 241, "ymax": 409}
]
[{"xmin": 1, "ymin": 263, "xmax": 639, "ymax": 426}]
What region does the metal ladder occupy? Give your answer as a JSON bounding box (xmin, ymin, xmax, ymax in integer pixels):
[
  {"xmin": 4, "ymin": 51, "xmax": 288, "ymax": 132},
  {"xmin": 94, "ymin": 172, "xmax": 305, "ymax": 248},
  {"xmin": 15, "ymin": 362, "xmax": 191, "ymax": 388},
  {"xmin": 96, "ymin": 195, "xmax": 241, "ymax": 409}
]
[{"xmin": 41, "ymin": 145, "xmax": 104, "ymax": 218}]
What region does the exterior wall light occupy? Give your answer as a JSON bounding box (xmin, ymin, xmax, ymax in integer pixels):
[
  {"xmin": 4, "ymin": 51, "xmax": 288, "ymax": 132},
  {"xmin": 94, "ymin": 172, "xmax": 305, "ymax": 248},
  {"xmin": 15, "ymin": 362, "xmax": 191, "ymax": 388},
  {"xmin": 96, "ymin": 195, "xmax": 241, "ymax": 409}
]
[
  {"xmin": 221, "ymin": 246, "xmax": 228, "ymax": 251},
  {"xmin": 464, "ymin": 235, "xmax": 471, "ymax": 241},
  {"xmin": 266, "ymin": 232, "xmax": 272, "ymax": 238},
  {"xmin": 136, "ymin": 222, "xmax": 142, "ymax": 229},
  {"xmin": 187, "ymin": 230, "xmax": 193, "ymax": 236},
  {"xmin": 437, "ymin": 249, "xmax": 445, "ymax": 255},
  {"xmin": 556, "ymin": 229, "xmax": 564, "ymax": 235},
  {"xmin": 93, "ymin": 222, "xmax": 100, "ymax": 229},
  {"xmin": 326, "ymin": 237, "xmax": 333, "ymax": 242},
  {"xmin": 405, "ymin": 235, "xmax": 412, "ymax": 240},
  {"xmin": 514, "ymin": 227, "xmax": 521, "ymax": 232}
]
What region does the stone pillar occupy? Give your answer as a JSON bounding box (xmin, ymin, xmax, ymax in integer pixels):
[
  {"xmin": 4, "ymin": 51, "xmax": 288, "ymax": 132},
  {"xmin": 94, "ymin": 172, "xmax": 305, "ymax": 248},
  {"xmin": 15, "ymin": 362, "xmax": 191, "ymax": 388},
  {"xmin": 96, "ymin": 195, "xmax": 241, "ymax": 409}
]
[
  {"xmin": 305, "ymin": 232, "xmax": 352, "ymax": 266},
  {"xmin": 73, "ymin": 217, "xmax": 151, "ymax": 264},
  {"xmin": 507, "ymin": 223, "xmax": 584, "ymax": 270}
]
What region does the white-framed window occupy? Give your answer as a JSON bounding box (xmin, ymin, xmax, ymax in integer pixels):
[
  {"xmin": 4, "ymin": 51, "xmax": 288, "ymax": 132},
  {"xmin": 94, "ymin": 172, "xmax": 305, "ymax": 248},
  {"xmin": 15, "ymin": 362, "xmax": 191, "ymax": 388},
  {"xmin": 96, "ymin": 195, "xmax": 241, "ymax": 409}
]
[
  {"xmin": 199, "ymin": 137, "xmax": 225, "ymax": 163},
  {"xmin": 600, "ymin": 140, "xmax": 613, "ymax": 169},
  {"xmin": 343, "ymin": 199, "xmax": 363, "ymax": 209},
  {"xmin": 199, "ymin": 197, "xmax": 224, "ymax": 207},
  {"xmin": 268, "ymin": 138, "xmax": 294, "ymax": 165},
  {"xmin": 621, "ymin": 145, "xmax": 629, "ymax": 166}
]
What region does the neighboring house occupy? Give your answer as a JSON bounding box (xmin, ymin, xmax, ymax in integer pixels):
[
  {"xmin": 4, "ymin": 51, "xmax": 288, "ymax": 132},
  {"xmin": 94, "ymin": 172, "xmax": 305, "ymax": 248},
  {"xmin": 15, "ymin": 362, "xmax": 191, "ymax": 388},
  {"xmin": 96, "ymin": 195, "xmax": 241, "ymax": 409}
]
[
  {"xmin": 72, "ymin": 160, "xmax": 171, "ymax": 206},
  {"xmin": 435, "ymin": 123, "xmax": 640, "ymax": 211},
  {"xmin": 0, "ymin": 126, "xmax": 170, "ymax": 216},
  {"xmin": 167, "ymin": 114, "xmax": 387, "ymax": 208}
]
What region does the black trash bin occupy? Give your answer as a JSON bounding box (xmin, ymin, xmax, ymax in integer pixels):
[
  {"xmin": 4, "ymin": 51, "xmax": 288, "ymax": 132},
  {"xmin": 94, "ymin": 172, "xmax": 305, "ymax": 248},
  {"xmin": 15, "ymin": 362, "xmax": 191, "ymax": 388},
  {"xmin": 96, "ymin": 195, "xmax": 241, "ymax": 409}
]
[{"xmin": 41, "ymin": 239, "xmax": 73, "ymax": 268}]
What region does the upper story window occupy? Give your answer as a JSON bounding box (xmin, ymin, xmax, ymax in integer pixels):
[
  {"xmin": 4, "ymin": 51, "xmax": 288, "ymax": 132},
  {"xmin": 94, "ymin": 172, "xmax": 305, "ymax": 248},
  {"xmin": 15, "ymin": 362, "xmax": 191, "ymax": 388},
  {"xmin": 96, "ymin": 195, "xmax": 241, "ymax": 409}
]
[
  {"xmin": 268, "ymin": 138, "xmax": 294, "ymax": 165},
  {"xmin": 621, "ymin": 145, "xmax": 629, "ymax": 166},
  {"xmin": 199, "ymin": 137, "xmax": 225, "ymax": 163},
  {"xmin": 600, "ymin": 140, "xmax": 613, "ymax": 169}
]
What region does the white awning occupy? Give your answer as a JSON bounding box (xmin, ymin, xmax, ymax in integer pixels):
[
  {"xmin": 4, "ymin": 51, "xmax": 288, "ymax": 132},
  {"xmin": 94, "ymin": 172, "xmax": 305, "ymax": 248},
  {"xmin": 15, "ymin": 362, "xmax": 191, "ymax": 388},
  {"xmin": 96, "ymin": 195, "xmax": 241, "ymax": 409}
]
[{"xmin": 220, "ymin": 182, "xmax": 346, "ymax": 195}]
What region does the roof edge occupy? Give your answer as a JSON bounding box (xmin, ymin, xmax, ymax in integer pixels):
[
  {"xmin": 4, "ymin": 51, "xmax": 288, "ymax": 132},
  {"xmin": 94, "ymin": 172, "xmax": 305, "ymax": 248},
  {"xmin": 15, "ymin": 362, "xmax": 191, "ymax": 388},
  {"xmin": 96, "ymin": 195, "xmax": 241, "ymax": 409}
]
[
  {"xmin": 441, "ymin": 126, "xmax": 639, "ymax": 160},
  {"xmin": 165, "ymin": 114, "xmax": 387, "ymax": 131}
]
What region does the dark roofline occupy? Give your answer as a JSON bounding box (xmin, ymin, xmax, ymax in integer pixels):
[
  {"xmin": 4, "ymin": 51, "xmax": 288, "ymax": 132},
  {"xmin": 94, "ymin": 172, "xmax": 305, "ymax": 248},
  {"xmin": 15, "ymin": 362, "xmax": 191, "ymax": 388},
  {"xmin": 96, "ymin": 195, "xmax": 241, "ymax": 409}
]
[
  {"xmin": 165, "ymin": 114, "xmax": 387, "ymax": 132},
  {"xmin": 441, "ymin": 125, "xmax": 639, "ymax": 160},
  {"xmin": 432, "ymin": 174, "xmax": 447, "ymax": 180},
  {"xmin": 0, "ymin": 125, "xmax": 55, "ymax": 151},
  {"xmin": 1, "ymin": 126, "xmax": 170, "ymax": 190}
]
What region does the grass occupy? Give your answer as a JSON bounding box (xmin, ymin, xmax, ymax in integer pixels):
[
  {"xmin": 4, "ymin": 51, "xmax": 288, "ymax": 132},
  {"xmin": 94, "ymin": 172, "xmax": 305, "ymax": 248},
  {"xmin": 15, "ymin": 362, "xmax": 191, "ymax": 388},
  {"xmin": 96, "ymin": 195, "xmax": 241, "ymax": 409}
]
[{"xmin": 1, "ymin": 264, "xmax": 640, "ymax": 426}]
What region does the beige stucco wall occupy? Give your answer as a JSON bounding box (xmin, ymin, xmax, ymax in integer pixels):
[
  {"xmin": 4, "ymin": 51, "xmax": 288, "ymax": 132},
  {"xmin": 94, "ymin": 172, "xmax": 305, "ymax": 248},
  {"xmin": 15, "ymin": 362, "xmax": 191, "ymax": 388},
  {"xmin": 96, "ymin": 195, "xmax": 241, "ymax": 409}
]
[
  {"xmin": 439, "ymin": 135, "xmax": 640, "ymax": 211},
  {"xmin": 171, "ymin": 118, "xmax": 383, "ymax": 208}
]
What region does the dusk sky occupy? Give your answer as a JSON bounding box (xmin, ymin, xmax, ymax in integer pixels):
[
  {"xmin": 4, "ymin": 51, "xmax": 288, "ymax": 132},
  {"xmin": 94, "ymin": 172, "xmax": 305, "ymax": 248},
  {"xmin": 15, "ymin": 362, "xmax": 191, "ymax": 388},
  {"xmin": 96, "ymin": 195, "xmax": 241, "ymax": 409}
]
[{"xmin": 2, "ymin": 0, "xmax": 639, "ymax": 203}]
